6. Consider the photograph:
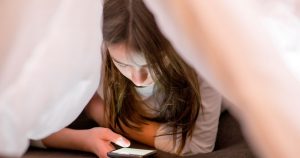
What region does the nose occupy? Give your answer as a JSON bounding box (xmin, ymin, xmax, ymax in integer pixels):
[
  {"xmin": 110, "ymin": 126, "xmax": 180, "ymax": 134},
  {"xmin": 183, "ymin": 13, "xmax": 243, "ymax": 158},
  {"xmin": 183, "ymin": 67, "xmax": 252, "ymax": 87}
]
[{"xmin": 131, "ymin": 67, "xmax": 148, "ymax": 86}]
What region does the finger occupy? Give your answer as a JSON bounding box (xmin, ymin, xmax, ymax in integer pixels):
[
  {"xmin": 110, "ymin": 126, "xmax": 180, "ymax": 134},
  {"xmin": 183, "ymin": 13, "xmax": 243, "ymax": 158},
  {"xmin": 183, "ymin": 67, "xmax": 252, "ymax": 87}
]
[
  {"xmin": 98, "ymin": 142, "xmax": 115, "ymax": 158},
  {"xmin": 102, "ymin": 128, "xmax": 131, "ymax": 147},
  {"xmin": 114, "ymin": 136, "xmax": 131, "ymax": 147},
  {"xmin": 108, "ymin": 143, "xmax": 115, "ymax": 151}
]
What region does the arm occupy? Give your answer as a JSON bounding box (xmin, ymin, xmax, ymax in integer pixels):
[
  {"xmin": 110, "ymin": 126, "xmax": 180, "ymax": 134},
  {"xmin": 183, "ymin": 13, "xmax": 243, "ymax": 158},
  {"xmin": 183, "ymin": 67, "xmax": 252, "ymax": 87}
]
[
  {"xmin": 42, "ymin": 127, "xmax": 130, "ymax": 158},
  {"xmin": 120, "ymin": 121, "xmax": 160, "ymax": 147},
  {"xmin": 85, "ymin": 93, "xmax": 160, "ymax": 147},
  {"xmin": 41, "ymin": 94, "xmax": 130, "ymax": 158},
  {"xmin": 42, "ymin": 128, "xmax": 92, "ymax": 152},
  {"xmin": 85, "ymin": 93, "xmax": 106, "ymax": 126}
]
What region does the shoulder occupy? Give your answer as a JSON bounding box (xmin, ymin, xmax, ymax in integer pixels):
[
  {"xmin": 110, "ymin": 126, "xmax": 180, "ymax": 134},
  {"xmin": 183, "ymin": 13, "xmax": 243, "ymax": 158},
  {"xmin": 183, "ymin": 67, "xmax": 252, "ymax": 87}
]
[
  {"xmin": 196, "ymin": 76, "xmax": 222, "ymax": 119},
  {"xmin": 198, "ymin": 77, "xmax": 222, "ymax": 103}
]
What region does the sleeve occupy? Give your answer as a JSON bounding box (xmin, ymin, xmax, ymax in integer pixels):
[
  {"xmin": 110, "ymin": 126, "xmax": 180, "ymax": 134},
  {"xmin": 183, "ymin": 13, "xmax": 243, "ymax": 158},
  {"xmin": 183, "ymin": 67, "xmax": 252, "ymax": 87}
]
[{"xmin": 154, "ymin": 80, "xmax": 222, "ymax": 156}]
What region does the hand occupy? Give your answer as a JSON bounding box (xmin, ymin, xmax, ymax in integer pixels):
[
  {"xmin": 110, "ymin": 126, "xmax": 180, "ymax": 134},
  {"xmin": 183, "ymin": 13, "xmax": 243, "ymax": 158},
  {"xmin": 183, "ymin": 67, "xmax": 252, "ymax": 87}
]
[{"xmin": 86, "ymin": 127, "xmax": 130, "ymax": 158}]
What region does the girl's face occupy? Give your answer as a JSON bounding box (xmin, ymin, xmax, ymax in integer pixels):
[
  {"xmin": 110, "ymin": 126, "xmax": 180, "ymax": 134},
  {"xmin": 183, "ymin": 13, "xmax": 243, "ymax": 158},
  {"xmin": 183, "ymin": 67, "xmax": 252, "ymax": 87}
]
[{"xmin": 108, "ymin": 43, "xmax": 154, "ymax": 87}]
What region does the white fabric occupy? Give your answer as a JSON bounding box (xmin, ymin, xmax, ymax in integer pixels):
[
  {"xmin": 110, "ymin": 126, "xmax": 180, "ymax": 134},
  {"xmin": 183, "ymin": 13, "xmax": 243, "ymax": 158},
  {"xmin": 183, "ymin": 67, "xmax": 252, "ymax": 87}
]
[
  {"xmin": 144, "ymin": 1, "xmax": 300, "ymax": 158},
  {"xmin": 0, "ymin": 0, "xmax": 102, "ymax": 156}
]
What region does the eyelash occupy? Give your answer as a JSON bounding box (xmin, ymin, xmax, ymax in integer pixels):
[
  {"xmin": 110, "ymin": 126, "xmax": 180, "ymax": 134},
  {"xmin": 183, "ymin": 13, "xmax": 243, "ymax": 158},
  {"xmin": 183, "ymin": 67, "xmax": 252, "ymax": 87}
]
[{"xmin": 117, "ymin": 63, "xmax": 128, "ymax": 67}]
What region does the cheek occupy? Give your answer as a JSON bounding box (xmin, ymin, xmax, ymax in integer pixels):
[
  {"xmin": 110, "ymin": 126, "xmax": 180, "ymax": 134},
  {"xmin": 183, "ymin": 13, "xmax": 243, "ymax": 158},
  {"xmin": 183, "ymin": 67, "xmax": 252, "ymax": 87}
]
[{"xmin": 115, "ymin": 66, "xmax": 132, "ymax": 80}]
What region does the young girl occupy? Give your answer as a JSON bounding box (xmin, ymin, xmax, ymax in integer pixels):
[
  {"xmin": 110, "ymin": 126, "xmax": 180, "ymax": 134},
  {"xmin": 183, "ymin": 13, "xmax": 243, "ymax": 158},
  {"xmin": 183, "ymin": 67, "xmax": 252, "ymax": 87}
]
[{"xmin": 40, "ymin": 0, "xmax": 222, "ymax": 157}]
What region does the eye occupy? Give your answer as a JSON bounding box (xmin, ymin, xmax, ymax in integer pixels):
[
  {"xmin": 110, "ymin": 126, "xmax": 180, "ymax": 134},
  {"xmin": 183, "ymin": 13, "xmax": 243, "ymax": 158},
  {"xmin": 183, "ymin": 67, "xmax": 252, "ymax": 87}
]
[{"xmin": 116, "ymin": 62, "xmax": 128, "ymax": 67}]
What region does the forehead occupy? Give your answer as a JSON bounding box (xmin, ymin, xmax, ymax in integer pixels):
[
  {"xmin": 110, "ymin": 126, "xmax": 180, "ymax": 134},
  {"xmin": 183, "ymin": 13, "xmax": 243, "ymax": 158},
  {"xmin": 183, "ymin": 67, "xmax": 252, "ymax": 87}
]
[{"xmin": 107, "ymin": 43, "xmax": 147, "ymax": 66}]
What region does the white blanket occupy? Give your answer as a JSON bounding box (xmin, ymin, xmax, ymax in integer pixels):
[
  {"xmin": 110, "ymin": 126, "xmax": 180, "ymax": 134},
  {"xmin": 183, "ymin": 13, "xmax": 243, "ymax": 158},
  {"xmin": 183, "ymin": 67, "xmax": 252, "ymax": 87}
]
[{"xmin": 0, "ymin": 0, "xmax": 102, "ymax": 156}]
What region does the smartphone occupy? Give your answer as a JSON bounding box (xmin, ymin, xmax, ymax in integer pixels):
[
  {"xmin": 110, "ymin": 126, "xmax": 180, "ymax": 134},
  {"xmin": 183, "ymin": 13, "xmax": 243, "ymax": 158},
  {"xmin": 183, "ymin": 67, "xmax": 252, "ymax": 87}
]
[{"xmin": 107, "ymin": 147, "xmax": 157, "ymax": 158}]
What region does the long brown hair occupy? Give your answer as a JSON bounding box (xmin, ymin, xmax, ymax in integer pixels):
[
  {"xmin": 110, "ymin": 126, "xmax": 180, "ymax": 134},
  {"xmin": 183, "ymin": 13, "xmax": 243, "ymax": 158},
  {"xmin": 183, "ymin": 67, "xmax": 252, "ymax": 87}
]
[{"xmin": 102, "ymin": 0, "xmax": 202, "ymax": 154}]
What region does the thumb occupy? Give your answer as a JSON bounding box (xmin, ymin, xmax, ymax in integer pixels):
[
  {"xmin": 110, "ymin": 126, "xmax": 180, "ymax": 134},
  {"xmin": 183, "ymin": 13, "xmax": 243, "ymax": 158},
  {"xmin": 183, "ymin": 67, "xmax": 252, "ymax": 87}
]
[
  {"xmin": 114, "ymin": 136, "xmax": 131, "ymax": 147},
  {"xmin": 104, "ymin": 129, "xmax": 131, "ymax": 147}
]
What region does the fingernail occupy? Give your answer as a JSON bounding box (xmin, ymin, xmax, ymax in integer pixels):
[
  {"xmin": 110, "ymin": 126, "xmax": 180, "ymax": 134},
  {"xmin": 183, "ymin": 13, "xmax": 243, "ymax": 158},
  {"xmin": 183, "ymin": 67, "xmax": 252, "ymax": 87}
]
[{"xmin": 116, "ymin": 137, "xmax": 130, "ymax": 147}]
